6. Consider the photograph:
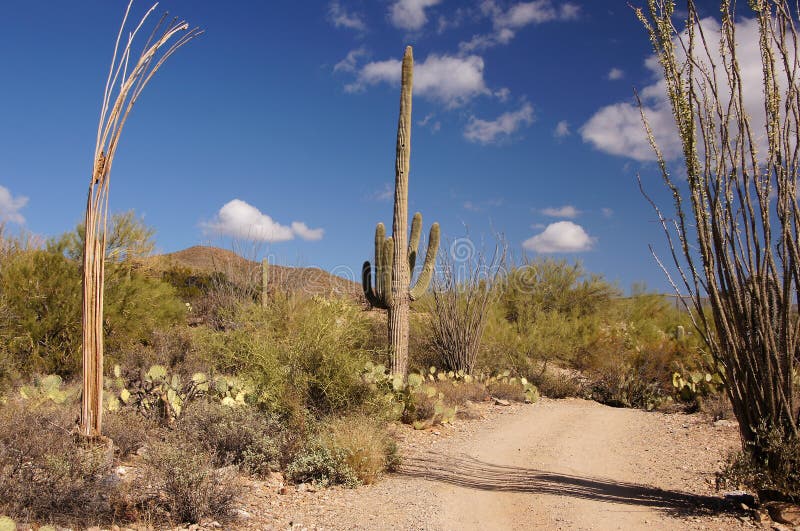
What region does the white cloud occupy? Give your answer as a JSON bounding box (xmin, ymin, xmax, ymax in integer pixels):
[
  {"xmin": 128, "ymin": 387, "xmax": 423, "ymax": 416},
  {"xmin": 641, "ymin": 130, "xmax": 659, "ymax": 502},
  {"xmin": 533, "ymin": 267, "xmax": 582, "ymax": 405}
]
[
  {"xmin": 371, "ymin": 183, "xmax": 393, "ymax": 201},
  {"xmin": 582, "ymin": 16, "xmax": 768, "ymax": 162},
  {"xmin": 418, "ymin": 113, "xmax": 442, "ymax": 132},
  {"xmin": 334, "ymin": 48, "xmax": 367, "ymax": 73},
  {"xmin": 0, "ymin": 185, "xmax": 28, "ymax": 224},
  {"xmin": 460, "ymin": 0, "xmax": 579, "ymax": 52},
  {"xmin": 389, "ymin": 0, "xmax": 442, "ymax": 31},
  {"xmin": 607, "ymin": 67, "xmax": 624, "ymax": 80},
  {"xmin": 494, "ymin": 87, "xmax": 511, "ymax": 101},
  {"xmin": 540, "ymin": 205, "xmax": 580, "ymax": 218},
  {"xmin": 203, "ymin": 199, "xmax": 323, "ymax": 242},
  {"xmin": 496, "ymin": 0, "xmax": 579, "ymax": 27},
  {"xmin": 523, "ymin": 221, "xmax": 595, "ymax": 253},
  {"xmin": 601, "ymin": 207, "xmax": 614, "ymax": 218},
  {"xmin": 328, "ymin": 1, "xmax": 366, "ymax": 31},
  {"xmin": 347, "ymin": 53, "xmax": 489, "ymax": 106},
  {"xmin": 464, "ymin": 103, "xmax": 534, "ymax": 144},
  {"xmin": 554, "ymin": 120, "xmax": 570, "ymax": 138},
  {"xmin": 291, "ymin": 221, "xmax": 325, "ymax": 241}
]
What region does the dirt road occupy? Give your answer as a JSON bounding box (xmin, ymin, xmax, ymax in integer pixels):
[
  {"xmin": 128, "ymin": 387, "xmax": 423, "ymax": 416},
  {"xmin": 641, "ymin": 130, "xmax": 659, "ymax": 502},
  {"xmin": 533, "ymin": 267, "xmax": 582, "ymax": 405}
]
[{"xmin": 243, "ymin": 398, "xmax": 753, "ymax": 530}]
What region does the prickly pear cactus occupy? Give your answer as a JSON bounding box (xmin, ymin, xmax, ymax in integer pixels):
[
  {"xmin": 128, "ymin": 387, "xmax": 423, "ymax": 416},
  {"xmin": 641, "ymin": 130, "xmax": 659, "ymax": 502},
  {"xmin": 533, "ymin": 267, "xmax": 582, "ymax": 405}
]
[{"xmin": 19, "ymin": 374, "xmax": 70, "ymax": 405}]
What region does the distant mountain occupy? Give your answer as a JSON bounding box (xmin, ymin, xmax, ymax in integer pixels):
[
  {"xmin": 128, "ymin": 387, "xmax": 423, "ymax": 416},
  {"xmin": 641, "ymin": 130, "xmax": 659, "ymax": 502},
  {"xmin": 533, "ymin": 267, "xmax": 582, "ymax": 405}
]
[{"xmin": 151, "ymin": 246, "xmax": 362, "ymax": 300}]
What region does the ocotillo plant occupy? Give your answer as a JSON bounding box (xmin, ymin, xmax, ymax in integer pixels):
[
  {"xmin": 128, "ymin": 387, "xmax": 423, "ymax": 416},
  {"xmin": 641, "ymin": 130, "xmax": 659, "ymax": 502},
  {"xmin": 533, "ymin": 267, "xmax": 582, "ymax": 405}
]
[
  {"xmin": 81, "ymin": 1, "xmax": 200, "ymax": 438},
  {"xmin": 261, "ymin": 258, "xmax": 269, "ymax": 307},
  {"xmin": 362, "ymin": 46, "xmax": 440, "ymax": 377}
]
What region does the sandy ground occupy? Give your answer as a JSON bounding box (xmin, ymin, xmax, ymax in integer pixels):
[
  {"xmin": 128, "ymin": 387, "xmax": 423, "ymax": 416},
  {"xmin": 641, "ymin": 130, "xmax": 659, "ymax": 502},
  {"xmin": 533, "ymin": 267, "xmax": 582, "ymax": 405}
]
[{"xmin": 234, "ymin": 398, "xmax": 759, "ymax": 530}]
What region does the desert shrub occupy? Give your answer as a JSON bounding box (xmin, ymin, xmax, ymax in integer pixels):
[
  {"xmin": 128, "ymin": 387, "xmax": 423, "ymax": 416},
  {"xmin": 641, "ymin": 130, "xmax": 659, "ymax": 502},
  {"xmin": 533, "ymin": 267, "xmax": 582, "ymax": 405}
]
[
  {"xmin": 532, "ymin": 371, "xmax": 583, "ymax": 399},
  {"xmin": 435, "ymin": 380, "xmax": 488, "ymax": 405},
  {"xmin": 279, "ymin": 298, "xmax": 374, "ymax": 414},
  {"xmin": 137, "ymin": 438, "xmax": 238, "ymax": 524},
  {"xmin": 103, "ymin": 410, "xmax": 158, "ymax": 458},
  {"xmin": 193, "ymin": 297, "xmax": 375, "ymax": 416},
  {"xmin": 285, "ymin": 444, "xmax": 359, "ymax": 488},
  {"xmin": 486, "ymin": 379, "xmax": 527, "ymax": 402},
  {"xmin": 400, "ymin": 390, "xmax": 437, "ymax": 424},
  {"xmin": 0, "ymin": 401, "xmax": 116, "ymax": 523},
  {"xmin": 177, "ymin": 401, "xmax": 282, "ymax": 476},
  {"xmin": 717, "ymin": 425, "xmax": 800, "ymax": 502},
  {"xmin": 119, "ymin": 326, "xmax": 211, "ymax": 380},
  {"xmin": 0, "ymin": 245, "xmax": 82, "ymax": 376},
  {"xmin": 502, "ymin": 258, "xmax": 618, "ymax": 321},
  {"xmin": 0, "ymin": 217, "xmax": 184, "ymax": 379},
  {"xmin": 319, "ymin": 414, "xmax": 399, "ymax": 484},
  {"xmin": 589, "ymin": 366, "xmax": 665, "ymax": 410}
]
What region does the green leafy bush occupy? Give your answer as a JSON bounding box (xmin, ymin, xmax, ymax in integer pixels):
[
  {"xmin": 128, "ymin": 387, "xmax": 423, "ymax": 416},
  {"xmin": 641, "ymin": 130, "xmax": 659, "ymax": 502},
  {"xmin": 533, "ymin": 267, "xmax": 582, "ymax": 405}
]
[{"xmin": 0, "ymin": 216, "xmax": 184, "ymax": 379}]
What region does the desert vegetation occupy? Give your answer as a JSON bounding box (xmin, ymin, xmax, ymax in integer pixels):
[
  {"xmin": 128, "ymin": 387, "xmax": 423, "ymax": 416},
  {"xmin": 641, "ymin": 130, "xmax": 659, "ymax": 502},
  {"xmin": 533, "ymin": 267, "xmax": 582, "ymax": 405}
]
[{"xmin": 0, "ymin": 212, "xmax": 727, "ymax": 526}]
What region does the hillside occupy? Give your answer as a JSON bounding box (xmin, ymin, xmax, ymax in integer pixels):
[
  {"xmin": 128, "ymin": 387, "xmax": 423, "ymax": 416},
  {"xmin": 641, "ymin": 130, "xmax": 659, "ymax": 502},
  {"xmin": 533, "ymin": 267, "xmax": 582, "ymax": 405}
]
[{"xmin": 151, "ymin": 245, "xmax": 363, "ymax": 300}]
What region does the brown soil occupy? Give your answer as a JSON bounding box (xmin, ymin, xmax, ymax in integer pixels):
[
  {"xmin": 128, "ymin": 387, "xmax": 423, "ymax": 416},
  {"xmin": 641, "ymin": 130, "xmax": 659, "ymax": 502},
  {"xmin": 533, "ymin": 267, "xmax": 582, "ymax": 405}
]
[{"xmin": 231, "ymin": 398, "xmax": 758, "ymax": 530}]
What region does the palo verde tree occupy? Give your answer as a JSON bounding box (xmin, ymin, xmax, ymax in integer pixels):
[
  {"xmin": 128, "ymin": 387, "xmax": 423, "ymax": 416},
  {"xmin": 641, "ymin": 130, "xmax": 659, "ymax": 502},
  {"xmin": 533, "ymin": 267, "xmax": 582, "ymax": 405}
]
[
  {"xmin": 362, "ymin": 46, "xmax": 440, "ymax": 377},
  {"xmin": 636, "ymin": 0, "xmax": 799, "ymax": 475},
  {"xmin": 81, "ymin": 1, "xmax": 200, "ymax": 438}
]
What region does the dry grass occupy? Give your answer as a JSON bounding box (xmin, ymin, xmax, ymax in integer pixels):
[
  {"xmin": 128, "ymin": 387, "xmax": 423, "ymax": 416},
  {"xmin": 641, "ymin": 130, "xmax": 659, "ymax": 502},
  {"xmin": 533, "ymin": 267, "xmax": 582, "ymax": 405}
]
[
  {"xmin": 0, "ymin": 401, "xmax": 117, "ymax": 524},
  {"xmin": 486, "ymin": 380, "xmax": 527, "ymax": 402},
  {"xmin": 321, "ymin": 414, "xmax": 399, "ymax": 484}
]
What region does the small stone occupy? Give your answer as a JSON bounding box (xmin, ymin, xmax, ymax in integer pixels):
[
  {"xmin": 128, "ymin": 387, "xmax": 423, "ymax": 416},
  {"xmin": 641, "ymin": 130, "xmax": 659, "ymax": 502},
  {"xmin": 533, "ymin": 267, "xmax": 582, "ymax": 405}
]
[
  {"xmin": 235, "ymin": 508, "xmax": 252, "ymax": 519},
  {"xmin": 279, "ymin": 485, "xmax": 288, "ymax": 495},
  {"xmin": 714, "ymin": 419, "xmax": 734, "ymax": 428},
  {"xmin": 493, "ymin": 398, "xmax": 510, "ymax": 406}
]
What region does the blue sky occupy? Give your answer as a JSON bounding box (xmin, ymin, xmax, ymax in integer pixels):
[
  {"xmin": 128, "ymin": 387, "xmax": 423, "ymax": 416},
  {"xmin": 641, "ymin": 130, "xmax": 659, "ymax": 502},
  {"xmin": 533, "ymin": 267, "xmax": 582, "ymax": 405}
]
[{"xmin": 0, "ymin": 1, "xmax": 735, "ymax": 293}]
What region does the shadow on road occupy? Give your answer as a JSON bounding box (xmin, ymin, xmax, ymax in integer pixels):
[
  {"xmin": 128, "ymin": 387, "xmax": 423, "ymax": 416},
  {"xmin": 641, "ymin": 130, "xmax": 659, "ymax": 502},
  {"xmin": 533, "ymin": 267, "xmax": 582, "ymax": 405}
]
[{"xmin": 399, "ymin": 452, "xmax": 746, "ymax": 518}]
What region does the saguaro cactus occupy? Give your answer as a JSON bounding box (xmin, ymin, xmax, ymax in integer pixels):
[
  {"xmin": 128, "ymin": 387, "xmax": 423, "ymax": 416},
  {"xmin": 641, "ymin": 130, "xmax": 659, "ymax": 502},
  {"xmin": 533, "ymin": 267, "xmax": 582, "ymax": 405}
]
[{"xmin": 362, "ymin": 46, "xmax": 440, "ymax": 377}]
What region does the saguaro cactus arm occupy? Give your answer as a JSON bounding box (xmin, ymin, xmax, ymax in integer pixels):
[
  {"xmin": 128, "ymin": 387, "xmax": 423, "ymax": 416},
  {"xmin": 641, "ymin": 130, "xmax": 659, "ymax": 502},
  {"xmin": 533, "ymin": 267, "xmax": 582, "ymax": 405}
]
[
  {"xmin": 408, "ymin": 212, "xmax": 422, "ymax": 272},
  {"xmin": 410, "ymin": 222, "xmax": 440, "ymax": 300},
  {"xmin": 363, "ymin": 223, "xmax": 392, "ymax": 309}
]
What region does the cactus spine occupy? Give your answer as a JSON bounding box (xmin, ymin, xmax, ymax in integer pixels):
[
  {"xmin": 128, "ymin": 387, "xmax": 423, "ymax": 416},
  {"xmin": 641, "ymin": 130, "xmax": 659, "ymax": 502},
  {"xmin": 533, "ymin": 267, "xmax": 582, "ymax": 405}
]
[
  {"xmin": 362, "ymin": 46, "xmax": 440, "ymax": 377},
  {"xmin": 261, "ymin": 258, "xmax": 269, "ymax": 307}
]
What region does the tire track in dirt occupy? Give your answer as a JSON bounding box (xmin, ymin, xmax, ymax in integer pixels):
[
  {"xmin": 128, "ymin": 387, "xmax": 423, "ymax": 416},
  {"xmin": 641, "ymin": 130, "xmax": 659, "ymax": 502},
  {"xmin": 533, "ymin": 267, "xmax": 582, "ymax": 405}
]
[{"xmin": 243, "ymin": 398, "xmax": 751, "ymax": 530}]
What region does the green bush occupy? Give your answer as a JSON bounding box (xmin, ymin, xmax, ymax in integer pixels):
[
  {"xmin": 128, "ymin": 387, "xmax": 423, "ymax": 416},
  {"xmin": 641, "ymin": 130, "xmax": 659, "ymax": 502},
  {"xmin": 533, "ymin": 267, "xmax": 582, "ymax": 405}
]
[
  {"xmin": 0, "ymin": 217, "xmax": 185, "ymax": 379},
  {"xmin": 194, "ymin": 297, "xmax": 375, "ymax": 416},
  {"xmin": 285, "ymin": 443, "xmax": 360, "ymax": 488}
]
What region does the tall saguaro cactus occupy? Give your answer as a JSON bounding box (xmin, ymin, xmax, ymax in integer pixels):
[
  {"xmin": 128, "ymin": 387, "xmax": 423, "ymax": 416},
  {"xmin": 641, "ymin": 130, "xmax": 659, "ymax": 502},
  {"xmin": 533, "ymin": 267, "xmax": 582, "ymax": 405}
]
[
  {"xmin": 80, "ymin": 2, "xmax": 199, "ymax": 438},
  {"xmin": 362, "ymin": 46, "xmax": 440, "ymax": 377}
]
